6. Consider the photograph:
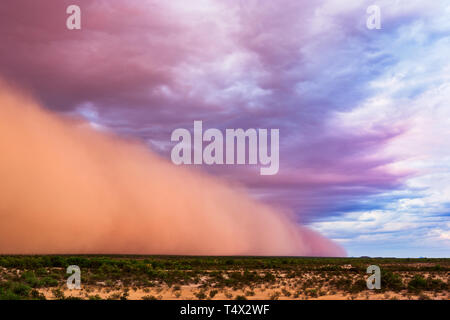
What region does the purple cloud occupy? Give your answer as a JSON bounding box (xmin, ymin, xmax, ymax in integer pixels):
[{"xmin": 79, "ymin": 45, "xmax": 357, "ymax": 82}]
[{"xmin": 4, "ymin": 1, "xmax": 447, "ymax": 257}]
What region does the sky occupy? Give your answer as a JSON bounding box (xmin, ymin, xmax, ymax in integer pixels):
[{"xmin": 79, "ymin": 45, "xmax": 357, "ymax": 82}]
[{"xmin": 0, "ymin": 0, "xmax": 449, "ymax": 257}]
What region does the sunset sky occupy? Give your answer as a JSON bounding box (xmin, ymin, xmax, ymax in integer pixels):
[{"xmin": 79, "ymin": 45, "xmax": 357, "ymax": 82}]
[{"xmin": 0, "ymin": 0, "xmax": 449, "ymax": 257}]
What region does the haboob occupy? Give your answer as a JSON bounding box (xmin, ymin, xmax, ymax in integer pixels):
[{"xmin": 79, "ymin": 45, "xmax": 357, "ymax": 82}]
[{"xmin": 0, "ymin": 83, "xmax": 345, "ymax": 256}]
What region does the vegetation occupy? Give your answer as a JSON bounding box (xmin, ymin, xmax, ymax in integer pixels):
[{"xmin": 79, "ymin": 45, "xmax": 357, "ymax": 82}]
[{"xmin": 0, "ymin": 255, "xmax": 448, "ymax": 300}]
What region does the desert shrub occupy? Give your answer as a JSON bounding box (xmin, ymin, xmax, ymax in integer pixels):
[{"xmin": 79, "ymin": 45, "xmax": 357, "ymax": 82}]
[
  {"xmin": 209, "ymin": 290, "xmax": 218, "ymax": 298},
  {"xmin": 282, "ymin": 288, "xmax": 291, "ymax": 297},
  {"xmin": 0, "ymin": 283, "xmax": 30, "ymax": 300},
  {"xmin": 263, "ymin": 272, "xmax": 276, "ymax": 282},
  {"xmin": 245, "ymin": 290, "xmax": 255, "ymax": 296},
  {"xmin": 381, "ymin": 271, "xmax": 404, "ymax": 291},
  {"xmin": 0, "ymin": 278, "xmax": 47, "ymax": 300},
  {"xmin": 11, "ymin": 282, "xmax": 32, "ymax": 297},
  {"xmin": 225, "ymin": 259, "xmax": 235, "ymax": 266},
  {"xmin": 408, "ymin": 275, "xmax": 427, "ymax": 293},
  {"xmin": 235, "ymin": 295, "xmax": 247, "ymax": 300},
  {"xmin": 52, "ymin": 288, "xmax": 65, "ymax": 300},
  {"xmin": 35, "ymin": 268, "xmax": 48, "ymax": 276},
  {"xmin": 319, "ymin": 265, "xmax": 340, "ymax": 271},
  {"xmin": 194, "ymin": 291, "xmax": 206, "ymax": 300},
  {"xmin": 408, "ymin": 275, "xmax": 447, "ymax": 292},
  {"xmin": 350, "ymin": 279, "xmax": 367, "ymax": 293},
  {"xmin": 0, "ymin": 289, "xmax": 20, "ymax": 300},
  {"xmin": 66, "ymin": 257, "xmax": 90, "ymax": 268},
  {"xmin": 20, "ymin": 271, "xmax": 40, "ymax": 288},
  {"xmin": 418, "ymin": 293, "xmax": 431, "ymax": 300},
  {"xmin": 30, "ymin": 289, "xmax": 46, "ymax": 300},
  {"xmin": 107, "ymin": 292, "xmax": 122, "ymax": 300},
  {"xmin": 64, "ymin": 296, "xmax": 83, "ymax": 300},
  {"xmin": 49, "ymin": 256, "xmax": 65, "ymax": 268},
  {"xmin": 306, "ymin": 289, "xmax": 318, "ymax": 298},
  {"xmin": 98, "ymin": 263, "xmax": 121, "ymax": 278},
  {"xmin": 120, "ymin": 289, "xmax": 129, "ymax": 300},
  {"xmin": 270, "ymin": 292, "xmax": 280, "ymax": 300},
  {"xmin": 331, "ymin": 278, "xmax": 352, "ymax": 291},
  {"xmin": 41, "ymin": 277, "xmax": 59, "ymax": 287}
]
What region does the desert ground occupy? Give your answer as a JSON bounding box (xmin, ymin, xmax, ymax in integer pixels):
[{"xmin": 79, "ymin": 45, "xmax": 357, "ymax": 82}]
[{"xmin": 0, "ymin": 256, "xmax": 448, "ymax": 300}]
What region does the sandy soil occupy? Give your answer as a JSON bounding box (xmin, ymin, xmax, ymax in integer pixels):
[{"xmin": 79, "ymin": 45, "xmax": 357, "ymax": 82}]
[{"xmin": 39, "ymin": 283, "xmax": 449, "ymax": 301}]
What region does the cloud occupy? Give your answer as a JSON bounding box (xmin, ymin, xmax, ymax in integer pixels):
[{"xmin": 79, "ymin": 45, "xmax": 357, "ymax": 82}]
[
  {"xmin": 0, "ymin": 0, "xmax": 449, "ymax": 256},
  {"xmin": 0, "ymin": 82, "xmax": 345, "ymax": 256},
  {"xmin": 311, "ymin": 8, "xmax": 450, "ymax": 256}
]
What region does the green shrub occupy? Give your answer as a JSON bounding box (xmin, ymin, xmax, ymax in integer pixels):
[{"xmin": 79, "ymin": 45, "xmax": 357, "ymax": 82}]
[
  {"xmin": 52, "ymin": 288, "xmax": 65, "ymax": 300},
  {"xmin": 382, "ymin": 271, "xmax": 404, "ymax": 291},
  {"xmin": 41, "ymin": 277, "xmax": 59, "ymax": 287},
  {"xmin": 194, "ymin": 291, "xmax": 206, "ymax": 300},
  {"xmin": 408, "ymin": 275, "xmax": 447, "ymax": 292},
  {"xmin": 350, "ymin": 279, "xmax": 367, "ymax": 293},
  {"xmin": 11, "ymin": 282, "xmax": 32, "ymax": 296},
  {"xmin": 282, "ymin": 288, "xmax": 291, "ymax": 297},
  {"xmin": 209, "ymin": 290, "xmax": 218, "ymax": 298},
  {"xmin": 245, "ymin": 290, "xmax": 255, "ymax": 296},
  {"xmin": 269, "ymin": 292, "xmax": 280, "ymax": 300},
  {"xmin": 30, "ymin": 289, "xmax": 46, "ymax": 300}
]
